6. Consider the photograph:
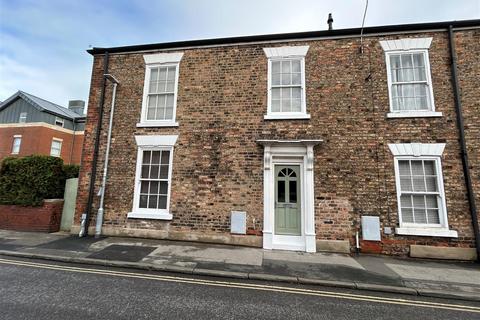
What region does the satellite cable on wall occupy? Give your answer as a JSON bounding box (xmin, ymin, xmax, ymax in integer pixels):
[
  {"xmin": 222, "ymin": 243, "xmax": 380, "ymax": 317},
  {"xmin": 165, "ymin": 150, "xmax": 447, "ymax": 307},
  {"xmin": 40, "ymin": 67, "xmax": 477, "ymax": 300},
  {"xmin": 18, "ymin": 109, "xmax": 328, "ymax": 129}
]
[{"xmin": 360, "ymin": 0, "xmax": 369, "ymax": 53}]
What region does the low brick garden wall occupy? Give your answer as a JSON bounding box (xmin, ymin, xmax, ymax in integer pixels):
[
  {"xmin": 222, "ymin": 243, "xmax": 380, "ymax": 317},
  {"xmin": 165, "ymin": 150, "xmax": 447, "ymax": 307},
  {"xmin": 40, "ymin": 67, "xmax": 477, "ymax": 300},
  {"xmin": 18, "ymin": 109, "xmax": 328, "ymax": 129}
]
[{"xmin": 0, "ymin": 199, "xmax": 64, "ymax": 232}]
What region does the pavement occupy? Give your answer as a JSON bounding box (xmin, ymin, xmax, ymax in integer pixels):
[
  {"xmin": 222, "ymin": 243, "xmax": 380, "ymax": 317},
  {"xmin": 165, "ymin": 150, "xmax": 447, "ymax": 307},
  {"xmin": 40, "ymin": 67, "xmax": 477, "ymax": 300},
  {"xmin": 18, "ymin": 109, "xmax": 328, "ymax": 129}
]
[{"xmin": 0, "ymin": 229, "xmax": 479, "ymax": 302}]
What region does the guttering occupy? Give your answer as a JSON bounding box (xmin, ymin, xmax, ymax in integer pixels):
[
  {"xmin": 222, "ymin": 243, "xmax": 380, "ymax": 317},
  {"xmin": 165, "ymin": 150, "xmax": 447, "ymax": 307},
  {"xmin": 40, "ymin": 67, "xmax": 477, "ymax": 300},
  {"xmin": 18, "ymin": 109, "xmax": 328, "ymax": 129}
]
[
  {"xmin": 87, "ymin": 19, "xmax": 480, "ymax": 55},
  {"xmin": 95, "ymin": 74, "xmax": 119, "ymax": 238},
  {"xmin": 80, "ymin": 52, "xmax": 109, "ymax": 237},
  {"xmin": 448, "ymin": 25, "xmax": 480, "ymax": 261}
]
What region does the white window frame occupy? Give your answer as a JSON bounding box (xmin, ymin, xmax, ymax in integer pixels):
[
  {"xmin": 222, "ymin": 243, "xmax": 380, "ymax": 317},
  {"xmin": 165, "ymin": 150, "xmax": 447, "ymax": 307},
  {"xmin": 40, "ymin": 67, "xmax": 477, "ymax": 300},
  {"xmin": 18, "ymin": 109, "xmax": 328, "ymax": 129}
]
[
  {"xmin": 11, "ymin": 135, "xmax": 22, "ymax": 154},
  {"xmin": 137, "ymin": 52, "xmax": 183, "ymax": 128},
  {"xmin": 380, "ymin": 38, "xmax": 441, "ymax": 118},
  {"xmin": 55, "ymin": 117, "xmax": 64, "ymax": 127},
  {"xmin": 19, "ymin": 112, "xmax": 27, "ymax": 123},
  {"xmin": 50, "ymin": 138, "xmax": 63, "ymax": 157},
  {"xmin": 389, "ymin": 143, "xmax": 457, "ymax": 237},
  {"xmin": 263, "ymin": 46, "xmax": 310, "ymax": 120},
  {"xmin": 128, "ymin": 135, "xmax": 178, "ymax": 220}
]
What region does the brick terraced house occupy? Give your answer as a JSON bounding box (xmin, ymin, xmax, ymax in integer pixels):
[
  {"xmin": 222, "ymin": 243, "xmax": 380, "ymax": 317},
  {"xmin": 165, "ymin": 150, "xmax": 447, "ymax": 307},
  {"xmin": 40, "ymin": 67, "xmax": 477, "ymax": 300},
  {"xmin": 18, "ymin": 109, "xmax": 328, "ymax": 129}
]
[
  {"xmin": 75, "ymin": 19, "xmax": 480, "ymax": 260},
  {"xmin": 0, "ymin": 91, "xmax": 86, "ymax": 164}
]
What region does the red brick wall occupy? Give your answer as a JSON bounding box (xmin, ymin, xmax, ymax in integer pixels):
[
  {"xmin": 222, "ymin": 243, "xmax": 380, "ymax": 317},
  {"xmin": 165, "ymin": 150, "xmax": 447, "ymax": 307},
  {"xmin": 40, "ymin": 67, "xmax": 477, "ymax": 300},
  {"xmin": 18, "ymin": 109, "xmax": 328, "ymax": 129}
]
[
  {"xmin": 0, "ymin": 199, "xmax": 64, "ymax": 232},
  {"xmin": 0, "ymin": 125, "xmax": 84, "ymax": 164},
  {"xmin": 75, "ymin": 28, "xmax": 479, "ymax": 255}
]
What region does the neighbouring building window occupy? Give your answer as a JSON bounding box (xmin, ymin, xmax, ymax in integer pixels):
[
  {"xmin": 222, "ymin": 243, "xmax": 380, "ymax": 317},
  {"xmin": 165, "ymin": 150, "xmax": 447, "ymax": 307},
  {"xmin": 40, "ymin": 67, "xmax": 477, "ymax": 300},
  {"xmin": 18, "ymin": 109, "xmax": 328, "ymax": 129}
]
[
  {"xmin": 263, "ymin": 46, "xmax": 310, "ymax": 120},
  {"xmin": 138, "ymin": 52, "xmax": 183, "ymax": 127},
  {"xmin": 128, "ymin": 135, "xmax": 178, "ymax": 220},
  {"xmin": 55, "ymin": 117, "xmax": 64, "ymax": 127},
  {"xmin": 19, "ymin": 112, "xmax": 27, "ymax": 123},
  {"xmin": 388, "ymin": 143, "xmax": 457, "ymax": 237},
  {"xmin": 380, "ymin": 38, "xmax": 440, "ymax": 118},
  {"xmin": 12, "ymin": 135, "xmax": 22, "ymax": 154},
  {"xmin": 50, "ymin": 138, "xmax": 62, "ymax": 157}
]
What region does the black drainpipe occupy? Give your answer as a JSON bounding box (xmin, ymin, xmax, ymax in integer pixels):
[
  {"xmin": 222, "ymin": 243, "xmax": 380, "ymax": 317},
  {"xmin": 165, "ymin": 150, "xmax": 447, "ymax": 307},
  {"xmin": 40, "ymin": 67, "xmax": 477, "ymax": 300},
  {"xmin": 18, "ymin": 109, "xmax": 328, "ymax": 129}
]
[
  {"xmin": 448, "ymin": 25, "xmax": 480, "ymax": 261},
  {"xmin": 82, "ymin": 52, "xmax": 109, "ymax": 237}
]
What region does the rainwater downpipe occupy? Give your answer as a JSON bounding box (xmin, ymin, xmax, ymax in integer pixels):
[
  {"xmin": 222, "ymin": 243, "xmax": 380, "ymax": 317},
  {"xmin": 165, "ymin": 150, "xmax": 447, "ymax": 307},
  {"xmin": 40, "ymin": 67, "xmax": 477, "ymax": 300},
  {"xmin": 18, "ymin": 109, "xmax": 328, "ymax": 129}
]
[
  {"xmin": 448, "ymin": 25, "xmax": 480, "ymax": 261},
  {"xmin": 79, "ymin": 52, "xmax": 109, "ymax": 237},
  {"xmin": 95, "ymin": 74, "xmax": 119, "ymax": 238}
]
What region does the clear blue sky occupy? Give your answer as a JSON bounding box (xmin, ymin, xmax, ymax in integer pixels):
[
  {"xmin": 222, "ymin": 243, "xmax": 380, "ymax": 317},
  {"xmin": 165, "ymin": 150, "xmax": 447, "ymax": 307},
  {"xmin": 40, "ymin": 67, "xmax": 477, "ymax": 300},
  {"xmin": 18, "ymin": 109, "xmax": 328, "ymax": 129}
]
[{"xmin": 0, "ymin": 0, "xmax": 479, "ymax": 107}]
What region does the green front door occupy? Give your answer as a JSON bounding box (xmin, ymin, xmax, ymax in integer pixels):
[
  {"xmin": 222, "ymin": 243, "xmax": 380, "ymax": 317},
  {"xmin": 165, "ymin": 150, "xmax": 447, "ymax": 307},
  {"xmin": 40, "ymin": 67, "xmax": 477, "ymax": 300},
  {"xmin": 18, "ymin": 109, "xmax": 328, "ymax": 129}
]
[{"xmin": 274, "ymin": 165, "xmax": 301, "ymax": 236}]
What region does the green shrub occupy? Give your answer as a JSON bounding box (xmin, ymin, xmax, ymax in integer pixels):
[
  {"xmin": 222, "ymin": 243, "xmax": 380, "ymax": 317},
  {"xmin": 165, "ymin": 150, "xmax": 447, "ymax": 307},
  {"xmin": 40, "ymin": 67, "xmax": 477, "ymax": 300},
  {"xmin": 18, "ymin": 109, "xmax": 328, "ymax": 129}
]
[
  {"xmin": 63, "ymin": 164, "xmax": 80, "ymax": 179},
  {"xmin": 0, "ymin": 155, "xmax": 66, "ymax": 206}
]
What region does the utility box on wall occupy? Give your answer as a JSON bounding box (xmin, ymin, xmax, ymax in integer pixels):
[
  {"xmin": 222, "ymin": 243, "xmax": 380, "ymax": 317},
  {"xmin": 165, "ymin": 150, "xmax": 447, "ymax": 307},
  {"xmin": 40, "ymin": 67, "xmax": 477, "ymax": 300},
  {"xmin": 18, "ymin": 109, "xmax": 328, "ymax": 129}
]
[
  {"xmin": 361, "ymin": 216, "xmax": 381, "ymax": 241},
  {"xmin": 230, "ymin": 211, "xmax": 246, "ymax": 234}
]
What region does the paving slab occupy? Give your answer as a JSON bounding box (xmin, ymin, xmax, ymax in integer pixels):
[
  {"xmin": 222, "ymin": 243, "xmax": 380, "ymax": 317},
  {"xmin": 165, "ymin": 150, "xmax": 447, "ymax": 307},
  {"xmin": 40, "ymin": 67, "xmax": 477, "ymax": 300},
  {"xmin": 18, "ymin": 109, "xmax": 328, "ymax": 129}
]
[
  {"xmin": 0, "ymin": 230, "xmax": 67, "ymax": 246},
  {"xmin": 87, "ymin": 245, "xmax": 157, "ymax": 262},
  {"xmin": 264, "ymin": 250, "xmax": 365, "ymax": 269},
  {"xmin": 386, "ymin": 263, "xmax": 480, "ymax": 285},
  {"xmin": 147, "ymin": 244, "xmax": 263, "ymax": 266}
]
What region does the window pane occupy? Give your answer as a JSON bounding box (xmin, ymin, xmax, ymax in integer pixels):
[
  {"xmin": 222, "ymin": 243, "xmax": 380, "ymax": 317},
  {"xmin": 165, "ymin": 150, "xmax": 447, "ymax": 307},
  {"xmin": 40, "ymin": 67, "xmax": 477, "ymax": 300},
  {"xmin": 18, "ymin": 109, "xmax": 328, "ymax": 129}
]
[
  {"xmin": 150, "ymin": 68, "xmax": 159, "ymax": 81},
  {"xmin": 281, "ymin": 73, "xmax": 291, "ymax": 85},
  {"xmin": 413, "ymin": 53, "xmax": 424, "ymax": 67},
  {"xmin": 271, "ymin": 99, "xmax": 280, "ymax": 112},
  {"xmin": 414, "ymin": 67, "xmax": 426, "ymax": 81},
  {"xmin": 390, "ymin": 55, "xmax": 401, "ymax": 69},
  {"xmin": 160, "ymin": 181, "xmax": 168, "ymax": 194},
  {"xmin": 143, "ymin": 151, "xmax": 151, "ymax": 164},
  {"xmin": 161, "ymin": 151, "xmax": 170, "ymax": 164},
  {"xmin": 277, "ymin": 180, "xmax": 285, "ymax": 202},
  {"xmin": 411, "ymin": 161, "xmax": 423, "ymax": 175},
  {"xmin": 166, "ymin": 94, "xmax": 174, "ymax": 107},
  {"xmin": 272, "ymin": 73, "xmax": 281, "ymax": 85},
  {"xmin": 158, "ymin": 196, "xmax": 167, "ymax": 209},
  {"xmin": 427, "ymin": 209, "xmax": 440, "ymax": 224},
  {"xmin": 414, "ymin": 208, "xmax": 427, "ymax": 223},
  {"xmin": 150, "ymin": 165, "xmax": 159, "ymax": 179},
  {"xmin": 159, "ymin": 67, "xmax": 167, "ymax": 81},
  {"xmin": 160, "ymin": 165, "xmax": 169, "ymax": 179},
  {"xmin": 424, "ymin": 161, "xmax": 435, "ymax": 175},
  {"xmin": 151, "ymin": 151, "xmax": 161, "ymax": 164},
  {"xmin": 425, "ymin": 195, "xmax": 438, "ymax": 208},
  {"xmin": 412, "ymin": 195, "xmax": 426, "ymax": 209},
  {"xmin": 139, "ymin": 195, "xmax": 148, "ymax": 208},
  {"xmin": 412, "ymin": 176, "xmax": 426, "ymax": 192},
  {"xmin": 401, "ymin": 54, "xmax": 413, "ymax": 68},
  {"xmin": 292, "ymin": 87, "xmax": 301, "ymax": 99},
  {"xmin": 425, "ymin": 176, "xmax": 437, "ymax": 192},
  {"xmin": 400, "ymin": 194, "xmax": 412, "ymax": 208},
  {"xmin": 402, "ymin": 208, "xmax": 414, "ymax": 223},
  {"xmin": 291, "ymin": 99, "xmax": 301, "ymax": 112},
  {"xmin": 165, "ymin": 107, "xmax": 173, "ymax": 120},
  {"xmin": 289, "ymin": 180, "xmax": 297, "ymax": 203},
  {"xmin": 281, "ymin": 60, "xmax": 291, "ymax": 73},
  {"xmin": 292, "ymin": 60, "xmax": 301, "ymax": 72},
  {"xmin": 166, "ymin": 81, "xmax": 175, "ymax": 92},
  {"xmin": 148, "ymin": 195, "xmax": 158, "ymax": 209},
  {"xmin": 398, "ymin": 160, "xmax": 410, "ymax": 175},
  {"xmin": 149, "ymin": 181, "xmax": 159, "ymax": 194},
  {"xmin": 400, "ymin": 176, "xmax": 412, "ymax": 191},
  {"xmin": 141, "ymin": 165, "xmax": 149, "ymax": 179},
  {"xmin": 291, "ymin": 73, "xmax": 301, "ymax": 85},
  {"xmin": 167, "ymin": 66, "xmax": 176, "ymax": 80},
  {"xmin": 140, "ymin": 181, "xmax": 149, "ymax": 193},
  {"xmin": 272, "ymin": 88, "xmax": 280, "ymax": 99},
  {"xmin": 272, "ymin": 61, "xmax": 281, "ymax": 73}
]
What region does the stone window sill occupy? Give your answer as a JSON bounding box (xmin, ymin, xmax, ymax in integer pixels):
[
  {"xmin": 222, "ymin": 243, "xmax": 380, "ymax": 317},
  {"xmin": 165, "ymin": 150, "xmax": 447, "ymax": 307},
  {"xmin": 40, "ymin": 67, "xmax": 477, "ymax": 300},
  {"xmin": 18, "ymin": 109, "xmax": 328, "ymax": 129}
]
[
  {"xmin": 396, "ymin": 227, "xmax": 458, "ymax": 238},
  {"xmin": 264, "ymin": 113, "xmax": 311, "ymax": 120},
  {"xmin": 127, "ymin": 211, "xmax": 173, "ymax": 220},
  {"xmin": 386, "ymin": 111, "xmax": 442, "ymax": 119},
  {"xmin": 136, "ymin": 122, "xmax": 179, "ymax": 128}
]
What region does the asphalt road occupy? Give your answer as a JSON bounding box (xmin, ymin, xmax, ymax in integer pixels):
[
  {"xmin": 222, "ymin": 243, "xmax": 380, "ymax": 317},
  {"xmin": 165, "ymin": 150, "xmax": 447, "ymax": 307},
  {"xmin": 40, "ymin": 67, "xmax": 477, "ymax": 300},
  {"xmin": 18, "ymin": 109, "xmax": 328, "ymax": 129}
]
[{"xmin": 0, "ymin": 256, "xmax": 478, "ymax": 320}]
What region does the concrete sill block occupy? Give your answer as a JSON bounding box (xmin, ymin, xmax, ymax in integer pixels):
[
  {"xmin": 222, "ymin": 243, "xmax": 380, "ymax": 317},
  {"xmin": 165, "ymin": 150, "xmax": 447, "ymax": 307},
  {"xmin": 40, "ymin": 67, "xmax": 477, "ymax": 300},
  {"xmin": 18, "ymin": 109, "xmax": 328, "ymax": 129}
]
[
  {"xmin": 410, "ymin": 245, "xmax": 477, "ymax": 261},
  {"xmin": 316, "ymin": 240, "xmax": 351, "ymax": 254}
]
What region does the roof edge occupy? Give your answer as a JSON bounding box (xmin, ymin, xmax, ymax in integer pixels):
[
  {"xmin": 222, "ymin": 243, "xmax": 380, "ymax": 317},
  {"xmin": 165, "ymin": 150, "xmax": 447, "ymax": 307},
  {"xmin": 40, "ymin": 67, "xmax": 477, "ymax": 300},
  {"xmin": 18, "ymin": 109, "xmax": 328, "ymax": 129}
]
[{"xmin": 87, "ymin": 19, "xmax": 480, "ymax": 55}]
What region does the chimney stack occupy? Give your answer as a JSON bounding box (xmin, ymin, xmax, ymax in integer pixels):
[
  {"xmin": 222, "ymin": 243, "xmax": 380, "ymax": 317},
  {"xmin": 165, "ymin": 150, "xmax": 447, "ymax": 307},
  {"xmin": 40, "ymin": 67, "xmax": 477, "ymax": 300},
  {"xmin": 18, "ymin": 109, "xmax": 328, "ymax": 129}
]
[
  {"xmin": 68, "ymin": 100, "xmax": 85, "ymax": 116},
  {"xmin": 327, "ymin": 13, "xmax": 333, "ymax": 30}
]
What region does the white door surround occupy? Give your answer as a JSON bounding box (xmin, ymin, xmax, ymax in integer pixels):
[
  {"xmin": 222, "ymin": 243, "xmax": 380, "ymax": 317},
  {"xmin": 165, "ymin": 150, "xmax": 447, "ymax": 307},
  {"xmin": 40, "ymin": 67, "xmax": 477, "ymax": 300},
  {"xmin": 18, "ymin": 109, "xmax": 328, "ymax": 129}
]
[{"xmin": 257, "ymin": 139, "xmax": 322, "ymax": 252}]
